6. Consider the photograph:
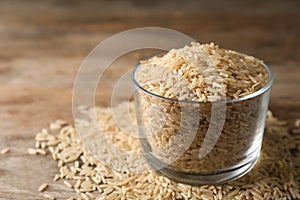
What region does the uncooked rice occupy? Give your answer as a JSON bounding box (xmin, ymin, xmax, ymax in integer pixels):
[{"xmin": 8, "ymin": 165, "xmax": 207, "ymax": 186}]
[
  {"xmin": 133, "ymin": 43, "xmax": 271, "ymax": 172},
  {"xmin": 135, "ymin": 42, "xmax": 268, "ymax": 102},
  {"xmin": 31, "ymin": 103, "xmax": 300, "ymax": 199},
  {"xmin": 38, "ymin": 183, "xmax": 49, "ymax": 192},
  {"xmin": 1, "ymin": 147, "xmax": 10, "ymax": 155},
  {"xmin": 43, "ymin": 194, "xmax": 56, "ymax": 200}
]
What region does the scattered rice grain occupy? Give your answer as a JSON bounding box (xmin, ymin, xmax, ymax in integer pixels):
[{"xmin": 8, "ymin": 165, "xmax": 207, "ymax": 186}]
[
  {"xmin": 64, "ymin": 180, "xmax": 73, "ymax": 188},
  {"xmin": 43, "ymin": 194, "xmax": 55, "ymax": 200},
  {"xmin": 1, "ymin": 148, "xmax": 10, "ymax": 155},
  {"xmin": 31, "ymin": 102, "xmax": 299, "ymax": 200},
  {"xmin": 38, "ymin": 183, "xmax": 48, "ymax": 192}
]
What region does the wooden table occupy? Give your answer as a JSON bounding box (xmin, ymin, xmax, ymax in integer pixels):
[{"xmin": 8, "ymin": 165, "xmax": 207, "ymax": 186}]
[{"xmin": 0, "ymin": 0, "xmax": 299, "ymax": 199}]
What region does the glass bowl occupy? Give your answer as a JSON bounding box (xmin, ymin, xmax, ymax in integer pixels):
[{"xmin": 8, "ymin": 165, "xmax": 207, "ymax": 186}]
[{"xmin": 132, "ymin": 58, "xmax": 273, "ymax": 185}]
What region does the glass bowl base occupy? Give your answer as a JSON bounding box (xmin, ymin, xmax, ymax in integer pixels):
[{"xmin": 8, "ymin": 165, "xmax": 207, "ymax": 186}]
[{"xmin": 144, "ymin": 150, "xmax": 259, "ymax": 185}]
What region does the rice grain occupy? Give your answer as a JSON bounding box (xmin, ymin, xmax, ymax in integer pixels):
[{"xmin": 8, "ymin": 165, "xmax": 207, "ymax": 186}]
[
  {"xmin": 1, "ymin": 148, "xmax": 10, "ymax": 155},
  {"xmin": 31, "ymin": 103, "xmax": 299, "ymax": 200},
  {"xmin": 43, "ymin": 194, "xmax": 55, "ymax": 200},
  {"xmin": 38, "ymin": 183, "xmax": 48, "ymax": 192}
]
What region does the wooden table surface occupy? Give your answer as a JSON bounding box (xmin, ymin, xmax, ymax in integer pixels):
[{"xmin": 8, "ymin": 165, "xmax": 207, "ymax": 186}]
[{"xmin": 0, "ymin": 0, "xmax": 299, "ymax": 199}]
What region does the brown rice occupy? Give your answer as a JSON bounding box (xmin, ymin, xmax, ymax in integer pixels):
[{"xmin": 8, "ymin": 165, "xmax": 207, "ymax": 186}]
[
  {"xmin": 31, "ymin": 103, "xmax": 300, "ymax": 199},
  {"xmin": 133, "ymin": 43, "xmax": 271, "ymax": 173}
]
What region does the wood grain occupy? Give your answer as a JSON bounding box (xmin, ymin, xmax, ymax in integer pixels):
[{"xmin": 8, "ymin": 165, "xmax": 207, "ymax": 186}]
[{"xmin": 0, "ymin": 0, "xmax": 299, "ymax": 199}]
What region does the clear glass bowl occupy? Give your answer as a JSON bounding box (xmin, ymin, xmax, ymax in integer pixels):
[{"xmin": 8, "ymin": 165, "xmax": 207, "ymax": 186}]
[{"xmin": 132, "ymin": 59, "xmax": 273, "ymax": 185}]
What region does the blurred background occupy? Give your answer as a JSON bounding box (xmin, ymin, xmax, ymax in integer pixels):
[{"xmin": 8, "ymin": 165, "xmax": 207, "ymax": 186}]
[{"xmin": 0, "ymin": 0, "xmax": 299, "ymax": 198}]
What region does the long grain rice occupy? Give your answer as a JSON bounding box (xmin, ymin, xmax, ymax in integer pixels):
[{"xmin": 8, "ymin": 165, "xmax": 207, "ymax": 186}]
[
  {"xmin": 29, "ymin": 103, "xmax": 299, "ymax": 199},
  {"xmin": 1, "ymin": 148, "xmax": 10, "ymax": 155},
  {"xmin": 133, "ymin": 43, "xmax": 270, "ymax": 173}
]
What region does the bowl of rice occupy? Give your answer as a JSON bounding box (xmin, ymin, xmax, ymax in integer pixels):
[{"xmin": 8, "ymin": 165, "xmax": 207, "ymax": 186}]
[{"xmin": 132, "ymin": 42, "xmax": 273, "ymax": 184}]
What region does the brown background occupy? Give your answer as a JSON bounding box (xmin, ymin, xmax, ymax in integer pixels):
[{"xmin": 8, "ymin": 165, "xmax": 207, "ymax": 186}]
[{"xmin": 0, "ymin": 0, "xmax": 299, "ymax": 199}]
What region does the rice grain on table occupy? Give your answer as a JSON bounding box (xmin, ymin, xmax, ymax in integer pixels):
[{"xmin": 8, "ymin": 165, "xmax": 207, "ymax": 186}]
[
  {"xmin": 1, "ymin": 148, "xmax": 10, "ymax": 155},
  {"xmin": 30, "ymin": 103, "xmax": 300, "ymax": 199},
  {"xmin": 38, "ymin": 183, "xmax": 48, "ymax": 192},
  {"xmin": 64, "ymin": 180, "xmax": 73, "ymax": 188},
  {"xmin": 43, "ymin": 194, "xmax": 56, "ymax": 200},
  {"xmin": 27, "ymin": 148, "xmax": 38, "ymax": 155}
]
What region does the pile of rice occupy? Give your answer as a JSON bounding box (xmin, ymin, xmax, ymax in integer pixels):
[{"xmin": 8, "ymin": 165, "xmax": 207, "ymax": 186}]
[
  {"xmin": 135, "ymin": 42, "xmax": 268, "ymax": 102},
  {"xmin": 133, "ymin": 43, "xmax": 271, "ymax": 173},
  {"xmin": 31, "ymin": 103, "xmax": 300, "ymax": 200}
]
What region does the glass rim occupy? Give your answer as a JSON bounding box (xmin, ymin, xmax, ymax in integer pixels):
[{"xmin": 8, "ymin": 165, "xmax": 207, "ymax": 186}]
[{"xmin": 131, "ymin": 56, "xmax": 273, "ymax": 104}]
